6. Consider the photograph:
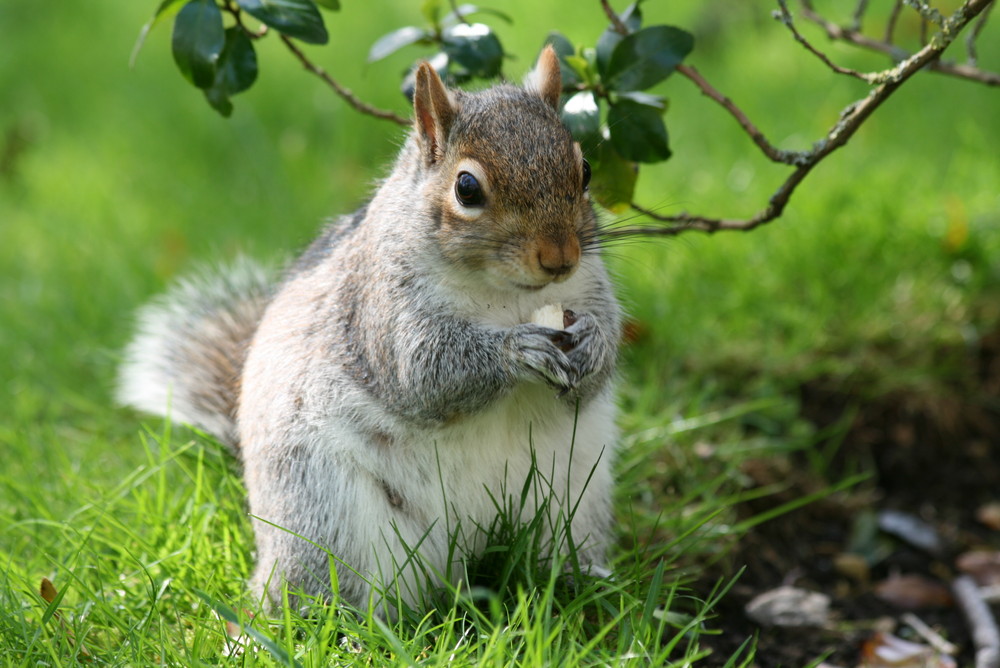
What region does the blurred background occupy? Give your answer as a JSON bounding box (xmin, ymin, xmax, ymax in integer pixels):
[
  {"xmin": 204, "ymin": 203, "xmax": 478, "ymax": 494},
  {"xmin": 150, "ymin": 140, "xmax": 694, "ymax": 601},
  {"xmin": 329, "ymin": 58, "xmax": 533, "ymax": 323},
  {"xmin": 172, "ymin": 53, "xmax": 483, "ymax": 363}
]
[
  {"xmin": 1, "ymin": 1, "xmax": 999, "ymax": 660},
  {"xmin": 4, "ymin": 0, "xmax": 1000, "ymax": 524}
]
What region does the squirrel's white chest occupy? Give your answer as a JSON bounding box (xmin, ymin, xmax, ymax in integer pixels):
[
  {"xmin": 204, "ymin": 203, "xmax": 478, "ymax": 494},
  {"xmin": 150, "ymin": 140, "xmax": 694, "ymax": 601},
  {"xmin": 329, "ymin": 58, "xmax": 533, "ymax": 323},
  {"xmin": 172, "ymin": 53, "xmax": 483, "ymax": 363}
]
[{"xmin": 356, "ymin": 382, "xmax": 615, "ymax": 547}]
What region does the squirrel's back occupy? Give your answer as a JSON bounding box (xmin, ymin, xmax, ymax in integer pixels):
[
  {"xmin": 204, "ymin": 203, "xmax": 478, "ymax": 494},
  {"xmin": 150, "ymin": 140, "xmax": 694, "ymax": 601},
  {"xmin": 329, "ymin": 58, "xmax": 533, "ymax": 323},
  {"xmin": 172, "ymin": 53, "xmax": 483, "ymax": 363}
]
[{"xmin": 116, "ymin": 257, "xmax": 274, "ymax": 448}]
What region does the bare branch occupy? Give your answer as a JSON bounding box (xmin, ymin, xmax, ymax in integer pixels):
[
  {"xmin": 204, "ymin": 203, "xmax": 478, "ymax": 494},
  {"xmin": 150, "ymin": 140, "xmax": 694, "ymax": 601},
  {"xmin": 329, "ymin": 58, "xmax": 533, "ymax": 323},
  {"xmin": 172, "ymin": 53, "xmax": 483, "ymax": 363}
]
[
  {"xmin": 600, "ymin": 0, "xmax": 630, "ymax": 35},
  {"xmin": 886, "ymin": 0, "xmax": 904, "ymax": 43},
  {"xmin": 280, "ymin": 36, "xmax": 410, "ymax": 127},
  {"xmin": 622, "ymin": 0, "xmax": 996, "ymax": 237},
  {"xmin": 967, "ymin": 0, "xmax": 995, "ymax": 65},
  {"xmin": 906, "ymin": 0, "xmax": 946, "ymax": 27},
  {"xmin": 798, "ymin": 0, "xmax": 1000, "ymax": 86},
  {"xmin": 675, "ymin": 64, "xmax": 805, "ymax": 165},
  {"xmin": 850, "ymin": 0, "xmax": 870, "ymax": 32},
  {"xmin": 448, "ymin": 0, "xmax": 471, "ymax": 26},
  {"xmin": 775, "ymin": 0, "xmax": 875, "ymax": 82},
  {"xmin": 800, "ymin": 0, "xmax": 909, "ymax": 60}
]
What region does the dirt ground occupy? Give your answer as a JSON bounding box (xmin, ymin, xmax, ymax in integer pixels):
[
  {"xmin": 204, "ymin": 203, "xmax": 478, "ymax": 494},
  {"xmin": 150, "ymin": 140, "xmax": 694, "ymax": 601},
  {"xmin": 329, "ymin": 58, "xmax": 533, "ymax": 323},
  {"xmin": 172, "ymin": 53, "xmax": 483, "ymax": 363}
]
[{"xmin": 697, "ymin": 327, "xmax": 1000, "ymax": 666}]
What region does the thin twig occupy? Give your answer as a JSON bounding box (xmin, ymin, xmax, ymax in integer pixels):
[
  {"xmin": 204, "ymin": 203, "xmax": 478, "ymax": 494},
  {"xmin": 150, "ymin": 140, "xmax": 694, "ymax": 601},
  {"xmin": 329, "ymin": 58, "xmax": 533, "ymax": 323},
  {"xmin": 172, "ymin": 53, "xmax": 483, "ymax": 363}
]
[
  {"xmin": 966, "ymin": 0, "xmax": 995, "ymax": 65},
  {"xmin": 799, "ymin": 1, "xmax": 1000, "ymax": 85},
  {"xmin": 850, "ymin": 0, "xmax": 870, "ymax": 32},
  {"xmin": 279, "ymin": 35, "xmax": 410, "ymax": 127},
  {"xmin": 776, "ymin": 0, "xmax": 874, "ymax": 82},
  {"xmin": 934, "ymin": 59, "xmax": 1000, "ymax": 84},
  {"xmin": 448, "ymin": 0, "xmax": 470, "ymax": 25},
  {"xmin": 623, "ymin": 0, "xmax": 996, "ymax": 236},
  {"xmin": 225, "ymin": 0, "xmax": 267, "ymax": 39},
  {"xmin": 675, "ymin": 64, "xmax": 804, "ymax": 165},
  {"xmin": 886, "ymin": 0, "xmax": 904, "ymax": 43},
  {"xmin": 953, "ymin": 575, "xmax": 1000, "ymax": 668},
  {"xmin": 600, "ymin": 0, "xmax": 630, "ymax": 35},
  {"xmin": 802, "ymin": 0, "xmax": 910, "ymax": 60}
]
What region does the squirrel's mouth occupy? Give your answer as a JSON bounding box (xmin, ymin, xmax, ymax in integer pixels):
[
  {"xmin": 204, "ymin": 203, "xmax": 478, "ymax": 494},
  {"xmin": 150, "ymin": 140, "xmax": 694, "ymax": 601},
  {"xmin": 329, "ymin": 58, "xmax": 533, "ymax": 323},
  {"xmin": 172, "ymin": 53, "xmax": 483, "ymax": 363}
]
[{"xmin": 513, "ymin": 282, "xmax": 547, "ymax": 292}]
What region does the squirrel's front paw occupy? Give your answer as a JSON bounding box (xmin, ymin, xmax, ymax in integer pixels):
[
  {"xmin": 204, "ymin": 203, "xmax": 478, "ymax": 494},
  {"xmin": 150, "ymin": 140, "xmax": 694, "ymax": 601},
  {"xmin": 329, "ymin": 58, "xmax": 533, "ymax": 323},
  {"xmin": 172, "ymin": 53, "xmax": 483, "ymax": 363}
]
[
  {"xmin": 562, "ymin": 311, "xmax": 605, "ymax": 380},
  {"xmin": 509, "ymin": 324, "xmax": 579, "ymax": 392}
]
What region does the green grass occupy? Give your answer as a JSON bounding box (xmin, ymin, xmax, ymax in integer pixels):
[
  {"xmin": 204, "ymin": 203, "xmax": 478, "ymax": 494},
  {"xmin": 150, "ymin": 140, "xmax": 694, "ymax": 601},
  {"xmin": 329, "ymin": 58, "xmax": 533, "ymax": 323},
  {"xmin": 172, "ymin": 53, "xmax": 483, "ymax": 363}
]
[{"xmin": 2, "ymin": 0, "xmax": 999, "ymax": 664}]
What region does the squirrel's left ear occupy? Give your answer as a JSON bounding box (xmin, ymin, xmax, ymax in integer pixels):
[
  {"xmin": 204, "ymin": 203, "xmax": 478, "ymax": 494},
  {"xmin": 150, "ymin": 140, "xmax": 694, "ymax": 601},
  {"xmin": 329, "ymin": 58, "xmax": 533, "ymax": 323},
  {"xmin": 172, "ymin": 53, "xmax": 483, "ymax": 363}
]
[
  {"xmin": 525, "ymin": 45, "xmax": 563, "ymax": 112},
  {"xmin": 414, "ymin": 62, "xmax": 457, "ymax": 166}
]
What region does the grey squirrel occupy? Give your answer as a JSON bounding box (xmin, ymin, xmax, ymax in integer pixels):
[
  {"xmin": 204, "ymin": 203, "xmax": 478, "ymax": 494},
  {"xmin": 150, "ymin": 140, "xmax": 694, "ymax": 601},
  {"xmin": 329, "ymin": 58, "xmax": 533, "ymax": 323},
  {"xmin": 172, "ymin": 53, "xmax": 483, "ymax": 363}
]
[{"xmin": 118, "ymin": 46, "xmax": 622, "ymax": 614}]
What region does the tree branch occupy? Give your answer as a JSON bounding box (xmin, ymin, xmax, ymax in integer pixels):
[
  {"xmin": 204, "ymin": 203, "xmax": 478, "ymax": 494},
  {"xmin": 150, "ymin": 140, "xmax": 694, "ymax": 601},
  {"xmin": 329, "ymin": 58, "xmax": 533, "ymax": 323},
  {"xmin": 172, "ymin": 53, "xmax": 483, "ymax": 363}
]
[
  {"xmin": 619, "ymin": 0, "xmax": 996, "ymax": 238},
  {"xmin": 799, "ymin": 0, "xmax": 1000, "ymax": 86},
  {"xmin": 600, "ymin": 0, "xmax": 630, "ymax": 35},
  {"xmin": 886, "ymin": 0, "xmax": 905, "ymax": 43},
  {"xmin": 280, "ymin": 35, "xmax": 410, "ymax": 127},
  {"xmin": 966, "ymin": 0, "xmax": 995, "ymax": 65},
  {"xmin": 851, "ymin": 0, "xmax": 871, "ymax": 32},
  {"xmin": 674, "ymin": 64, "xmax": 805, "ymax": 165},
  {"xmin": 775, "ymin": 0, "xmax": 875, "ymax": 82}
]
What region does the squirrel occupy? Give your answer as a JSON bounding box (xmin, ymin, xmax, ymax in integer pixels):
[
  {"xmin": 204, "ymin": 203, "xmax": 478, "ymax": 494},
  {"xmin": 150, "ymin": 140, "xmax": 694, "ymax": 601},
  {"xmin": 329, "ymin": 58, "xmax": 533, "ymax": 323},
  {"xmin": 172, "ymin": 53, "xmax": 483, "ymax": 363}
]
[{"xmin": 117, "ymin": 45, "xmax": 622, "ymax": 615}]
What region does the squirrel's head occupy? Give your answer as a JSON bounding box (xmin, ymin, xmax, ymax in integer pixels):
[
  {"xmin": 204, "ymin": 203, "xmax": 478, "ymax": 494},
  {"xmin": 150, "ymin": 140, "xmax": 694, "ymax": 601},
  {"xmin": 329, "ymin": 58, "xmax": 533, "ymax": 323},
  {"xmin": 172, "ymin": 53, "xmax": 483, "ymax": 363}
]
[{"xmin": 412, "ymin": 46, "xmax": 595, "ymax": 293}]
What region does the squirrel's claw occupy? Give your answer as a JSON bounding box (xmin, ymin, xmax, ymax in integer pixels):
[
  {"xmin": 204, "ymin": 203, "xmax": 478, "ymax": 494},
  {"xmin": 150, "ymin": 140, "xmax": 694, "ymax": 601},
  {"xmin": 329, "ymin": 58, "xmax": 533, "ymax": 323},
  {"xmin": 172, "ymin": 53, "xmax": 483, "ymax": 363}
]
[{"xmin": 510, "ymin": 324, "xmax": 580, "ymax": 392}]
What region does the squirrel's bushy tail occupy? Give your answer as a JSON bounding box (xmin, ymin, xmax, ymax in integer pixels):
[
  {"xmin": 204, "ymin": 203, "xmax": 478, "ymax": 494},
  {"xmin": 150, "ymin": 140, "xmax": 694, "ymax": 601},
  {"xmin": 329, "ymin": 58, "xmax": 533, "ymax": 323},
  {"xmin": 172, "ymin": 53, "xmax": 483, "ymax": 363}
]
[{"xmin": 116, "ymin": 257, "xmax": 275, "ymax": 451}]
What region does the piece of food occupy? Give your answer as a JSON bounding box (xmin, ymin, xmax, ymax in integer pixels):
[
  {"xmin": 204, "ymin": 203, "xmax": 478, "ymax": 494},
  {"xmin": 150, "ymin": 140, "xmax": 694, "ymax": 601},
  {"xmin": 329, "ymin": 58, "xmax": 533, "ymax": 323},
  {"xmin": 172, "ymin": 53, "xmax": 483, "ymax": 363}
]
[{"xmin": 531, "ymin": 303, "xmax": 565, "ymax": 329}]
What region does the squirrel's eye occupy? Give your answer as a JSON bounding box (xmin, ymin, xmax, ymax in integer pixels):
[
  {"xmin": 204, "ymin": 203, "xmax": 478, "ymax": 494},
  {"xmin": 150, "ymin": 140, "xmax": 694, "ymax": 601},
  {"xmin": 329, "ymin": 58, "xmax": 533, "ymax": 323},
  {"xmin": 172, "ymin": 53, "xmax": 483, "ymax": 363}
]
[
  {"xmin": 455, "ymin": 172, "xmax": 485, "ymax": 207},
  {"xmin": 582, "ymin": 159, "xmax": 592, "ymax": 192}
]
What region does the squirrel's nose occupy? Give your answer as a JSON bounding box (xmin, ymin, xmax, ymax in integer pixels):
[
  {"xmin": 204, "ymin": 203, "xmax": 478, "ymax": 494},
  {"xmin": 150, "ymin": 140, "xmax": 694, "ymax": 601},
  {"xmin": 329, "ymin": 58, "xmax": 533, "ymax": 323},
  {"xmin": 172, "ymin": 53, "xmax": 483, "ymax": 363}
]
[{"xmin": 536, "ymin": 237, "xmax": 581, "ymax": 281}]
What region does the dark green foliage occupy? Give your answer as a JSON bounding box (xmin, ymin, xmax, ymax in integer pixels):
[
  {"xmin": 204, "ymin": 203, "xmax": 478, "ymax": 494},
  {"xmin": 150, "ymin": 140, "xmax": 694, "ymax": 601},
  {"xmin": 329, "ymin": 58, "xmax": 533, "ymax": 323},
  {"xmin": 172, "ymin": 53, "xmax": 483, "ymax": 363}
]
[
  {"xmin": 171, "ymin": 0, "xmax": 225, "ymax": 88},
  {"xmin": 236, "ymin": 0, "xmax": 329, "ymax": 44},
  {"xmin": 545, "ymin": 3, "xmax": 692, "ymax": 210},
  {"xmin": 441, "ymin": 23, "xmax": 504, "ymax": 79},
  {"xmin": 205, "ymin": 27, "xmax": 258, "ymax": 116},
  {"xmin": 153, "ymin": 0, "xmax": 339, "ymax": 116},
  {"xmin": 368, "ymin": 3, "xmax": 511, "ymax": 90},
  {"xmin": 608, "ymin": 98, "xmax": 670, "ymax": 163},
  {"xmin": 144, "ymin": 0, "xmax": 692, "ymax": 210},
  {"xmin": 602, "ymin": 25, "xmax": 693, "ymax": 91}
]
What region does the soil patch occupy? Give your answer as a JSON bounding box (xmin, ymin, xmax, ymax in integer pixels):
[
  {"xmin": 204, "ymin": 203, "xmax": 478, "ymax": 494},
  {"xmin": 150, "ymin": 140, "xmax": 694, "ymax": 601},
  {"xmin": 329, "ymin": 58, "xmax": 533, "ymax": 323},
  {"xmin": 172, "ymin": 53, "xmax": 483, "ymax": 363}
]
[{"xmin": 698, "ymin": 327, "xmax": 1000, "ymax": 666}]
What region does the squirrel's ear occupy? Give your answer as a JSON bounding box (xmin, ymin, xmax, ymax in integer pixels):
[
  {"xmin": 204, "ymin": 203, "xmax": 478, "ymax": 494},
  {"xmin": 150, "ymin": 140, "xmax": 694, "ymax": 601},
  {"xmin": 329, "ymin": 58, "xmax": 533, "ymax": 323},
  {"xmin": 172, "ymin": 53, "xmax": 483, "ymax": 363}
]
[
  {"xmin": 526, "ymin": 45, "xmax": 563, "ymax": 112},
  {"xmin": 413, "ymin": 63, "xmax": 456, "ymax": 165}
]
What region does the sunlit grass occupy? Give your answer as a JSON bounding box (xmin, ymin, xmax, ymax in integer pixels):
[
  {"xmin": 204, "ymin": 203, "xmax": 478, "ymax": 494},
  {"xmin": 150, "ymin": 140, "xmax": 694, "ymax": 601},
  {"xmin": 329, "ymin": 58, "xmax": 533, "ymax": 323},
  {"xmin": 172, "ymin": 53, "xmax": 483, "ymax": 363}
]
[{"xmin": 2, "ymin": 0, "xmax": 998, "ymax": 664}]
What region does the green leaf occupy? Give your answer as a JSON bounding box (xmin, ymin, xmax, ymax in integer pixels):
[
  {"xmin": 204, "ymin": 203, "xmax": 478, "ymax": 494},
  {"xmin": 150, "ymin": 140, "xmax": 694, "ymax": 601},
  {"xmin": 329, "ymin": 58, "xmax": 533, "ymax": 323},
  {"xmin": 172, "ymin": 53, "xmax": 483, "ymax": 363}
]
[
  {"xmin": 564, "ymin": 55, "xmax": 591, "ymax": 85},
  {"xmin": 595, "ymin": 2, "xmax": 642, "ymax": 77},
  {"xmin": 615, "ymin": 90, "xmax": 666, "ymax": 110},
  {"xmin": 237, "ymin": 0, "xmax": 328, "ymax": 45},
  {"xmin": 132, "ymin": 0, "xmax": 189, "ymax": 67},
  {"xmin": 154, "ymin": 0, "xmax": 190, "ymax": 19},
  {"xmin": 442, "ymin": 4, "xmax": 513, "ymax": 27},
  {"xmin": 421, "ymin": 0, "xmax": 442, "ymax": 27},
  {"xmin": 608, "ymin": 99, "xmax": 671, "ymax": 163},
  {"xmin": 604, "ymin": 25, "xmax": 694, "ymax": 92},
  {"xmin": 442, "ymin": 23, "xmax": 503, "ymax": 79},
  {"xmin": 313, "ymin": 0, "xmax": 340, "ymax": 9},
  {"xmin": 202, "ymin": 28, "xmax": 259, "ymax": 117},
  {"xmin": 561, "ymin": 92, "xmax": 601, "ymax": 155},
  {"xmin": 204, "ymin": 85, "xmax": 234, "ymax": 117},
  {"xmin": 219, "ymin": 28, "xmax": 258, "ymax": 93},
  {"xmin": 590, "ymin": 141, "xmax": 637, "ymax": 213},
  {"xmin": 544, "ymin": 32, "xmax": 581, "ymax": 88},
  {"xmin": 368, "ymin": 26, "xmax": 430, "ymax": 62},
  {"xmin": 171, "ymin": 0, "xmax": 225, "ymax": 89}
]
